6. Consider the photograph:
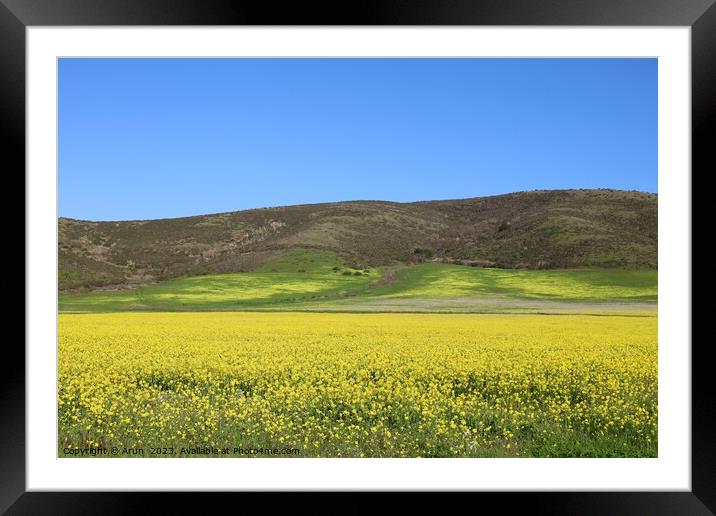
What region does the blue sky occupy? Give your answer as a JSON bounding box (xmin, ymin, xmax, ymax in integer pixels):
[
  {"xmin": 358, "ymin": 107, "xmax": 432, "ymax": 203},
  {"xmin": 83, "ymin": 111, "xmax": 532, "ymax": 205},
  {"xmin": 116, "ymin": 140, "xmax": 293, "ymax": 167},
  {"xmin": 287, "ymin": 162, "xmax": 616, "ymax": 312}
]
[{"xmin": 59, "ymin": 58, "xmax": 657, "ymax": 221}]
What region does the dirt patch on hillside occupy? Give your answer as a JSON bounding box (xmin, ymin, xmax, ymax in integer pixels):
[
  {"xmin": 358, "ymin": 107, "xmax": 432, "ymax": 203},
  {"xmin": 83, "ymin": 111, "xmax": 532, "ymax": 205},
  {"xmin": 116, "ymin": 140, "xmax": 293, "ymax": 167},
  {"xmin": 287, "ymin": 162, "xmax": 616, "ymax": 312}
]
[{"xmin": 369, "ymin": 266, "xmax": 403, "ymax": 289}]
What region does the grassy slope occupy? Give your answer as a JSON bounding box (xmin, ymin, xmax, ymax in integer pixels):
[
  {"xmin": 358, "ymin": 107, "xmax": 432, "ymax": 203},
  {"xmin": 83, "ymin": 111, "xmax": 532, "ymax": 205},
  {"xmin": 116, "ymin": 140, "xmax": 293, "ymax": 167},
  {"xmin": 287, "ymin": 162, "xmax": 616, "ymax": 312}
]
[
  {"xmin": 60, "ymin": 249, "xmax": 379, "ymax": 312},
  {"xmin": 364, "ymin": 263, "xmax": 657, "ymax": 301},
  {"xmin": 59, "ymin": 250, "xmax": 657, "ymax": 312}
]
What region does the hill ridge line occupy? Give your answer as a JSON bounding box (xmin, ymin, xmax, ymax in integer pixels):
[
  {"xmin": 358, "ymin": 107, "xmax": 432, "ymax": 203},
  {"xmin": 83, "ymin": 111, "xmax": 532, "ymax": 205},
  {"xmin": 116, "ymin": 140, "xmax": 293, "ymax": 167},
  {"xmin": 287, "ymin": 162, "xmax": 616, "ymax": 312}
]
[{"xmin": 60, "ymin": 188, "xmax": 655, "ymax": 224}]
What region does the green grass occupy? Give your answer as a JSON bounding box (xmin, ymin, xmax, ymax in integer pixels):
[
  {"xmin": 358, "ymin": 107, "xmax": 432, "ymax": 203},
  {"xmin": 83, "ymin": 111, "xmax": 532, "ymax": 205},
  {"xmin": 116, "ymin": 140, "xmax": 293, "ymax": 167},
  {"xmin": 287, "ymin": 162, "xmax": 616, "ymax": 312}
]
[
  {"xmin": 60, "ymin": 255, "xmax": 656, "ymax": 313},
  {"xmin": 365, "ymin": 263, "xmax": 657, "ymax": 301},
  {"xmin": 60, "ymin": 249, "xmax": 379, "ymax": 312},
  {"xmin": 253, "ymin": 248, "xmax": 345, "ymax": 273}
]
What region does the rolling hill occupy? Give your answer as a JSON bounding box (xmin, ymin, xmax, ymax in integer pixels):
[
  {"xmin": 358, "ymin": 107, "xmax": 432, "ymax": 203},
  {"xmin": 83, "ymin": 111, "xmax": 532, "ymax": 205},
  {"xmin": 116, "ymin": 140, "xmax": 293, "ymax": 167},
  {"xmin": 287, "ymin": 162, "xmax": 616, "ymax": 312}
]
[{"xmin": 59, "ymin": 189, "xmax": 657, "ymax": 292}]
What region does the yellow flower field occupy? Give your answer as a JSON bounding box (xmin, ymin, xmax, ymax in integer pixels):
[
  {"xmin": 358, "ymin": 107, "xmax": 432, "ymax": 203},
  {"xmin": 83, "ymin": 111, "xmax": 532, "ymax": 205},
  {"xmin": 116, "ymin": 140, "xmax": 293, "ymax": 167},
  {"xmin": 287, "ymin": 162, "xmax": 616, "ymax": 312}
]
[{"xmin": 58, "ymin": 312, "xmax": 657, "ymax": 457}]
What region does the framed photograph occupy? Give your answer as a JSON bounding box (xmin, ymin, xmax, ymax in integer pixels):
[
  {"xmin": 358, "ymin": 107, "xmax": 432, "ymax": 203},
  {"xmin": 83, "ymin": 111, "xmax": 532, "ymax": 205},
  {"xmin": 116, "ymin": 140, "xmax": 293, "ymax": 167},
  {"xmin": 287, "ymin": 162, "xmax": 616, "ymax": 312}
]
[{"xmin": 7, "ymin": 0, "xmax": 711, "ymax": 512}]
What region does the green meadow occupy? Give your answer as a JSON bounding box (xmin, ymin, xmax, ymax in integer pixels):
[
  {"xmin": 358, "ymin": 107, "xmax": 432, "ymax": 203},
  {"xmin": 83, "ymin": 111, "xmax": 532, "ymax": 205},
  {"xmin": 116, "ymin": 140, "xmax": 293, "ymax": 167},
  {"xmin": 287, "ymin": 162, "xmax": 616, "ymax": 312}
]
[
  {"xmin": 370, "ymin": 263, "xmax": 657, "ymax": 300},
  {"xmin": 59, "ymin": 249, "xmax": 656, "ymax": 313}
]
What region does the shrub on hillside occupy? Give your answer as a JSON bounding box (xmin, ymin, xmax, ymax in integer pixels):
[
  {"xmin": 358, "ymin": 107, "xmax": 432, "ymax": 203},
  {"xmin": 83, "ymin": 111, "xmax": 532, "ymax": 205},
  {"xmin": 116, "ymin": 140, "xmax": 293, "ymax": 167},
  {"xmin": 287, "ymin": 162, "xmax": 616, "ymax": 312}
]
[{"xmin": 413, "ymin": 247, "xmax": 433, "ymax": 258}]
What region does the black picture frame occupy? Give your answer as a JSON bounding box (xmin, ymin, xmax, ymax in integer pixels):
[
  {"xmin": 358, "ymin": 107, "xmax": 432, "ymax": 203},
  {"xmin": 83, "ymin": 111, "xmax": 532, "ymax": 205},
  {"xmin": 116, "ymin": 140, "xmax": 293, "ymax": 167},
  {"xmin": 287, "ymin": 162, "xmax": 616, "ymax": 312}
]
[{"xmin": 5, "ymin": 1, "xmax": 710, "ymax": 513}]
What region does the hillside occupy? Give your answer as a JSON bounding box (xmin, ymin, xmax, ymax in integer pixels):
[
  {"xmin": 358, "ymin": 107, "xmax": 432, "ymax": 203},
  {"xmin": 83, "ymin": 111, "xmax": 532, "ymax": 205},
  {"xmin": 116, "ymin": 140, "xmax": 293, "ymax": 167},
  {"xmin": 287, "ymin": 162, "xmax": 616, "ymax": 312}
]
[{"xmin": 59, "ymin": 189, "xmax": 657, "ymax": 292}]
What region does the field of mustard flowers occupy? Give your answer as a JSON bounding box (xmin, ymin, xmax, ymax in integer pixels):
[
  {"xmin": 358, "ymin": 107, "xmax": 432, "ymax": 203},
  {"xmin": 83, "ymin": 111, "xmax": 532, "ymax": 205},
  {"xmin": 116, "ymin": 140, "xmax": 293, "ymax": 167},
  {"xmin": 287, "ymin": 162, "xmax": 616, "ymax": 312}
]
[{"xmin": 58, "ymin": 312, "xmax": 657, "ymax": 457}]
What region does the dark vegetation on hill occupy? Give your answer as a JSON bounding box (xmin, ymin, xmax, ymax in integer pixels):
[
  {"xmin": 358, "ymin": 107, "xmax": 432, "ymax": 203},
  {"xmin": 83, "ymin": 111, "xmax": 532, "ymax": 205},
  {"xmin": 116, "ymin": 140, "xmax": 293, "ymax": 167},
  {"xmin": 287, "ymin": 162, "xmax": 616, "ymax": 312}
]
[{"xmin": 59, "ymin": 189, "xmax": 657, "ymax": 291}]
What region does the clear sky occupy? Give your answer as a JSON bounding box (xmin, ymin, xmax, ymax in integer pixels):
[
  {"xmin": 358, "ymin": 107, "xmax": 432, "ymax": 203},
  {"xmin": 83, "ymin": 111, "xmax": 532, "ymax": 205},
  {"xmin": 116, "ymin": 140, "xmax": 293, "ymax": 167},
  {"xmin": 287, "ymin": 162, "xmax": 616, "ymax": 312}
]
[{"xmin": 59, "ymin": 58, "xmax": 657, "ymax": 221}]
